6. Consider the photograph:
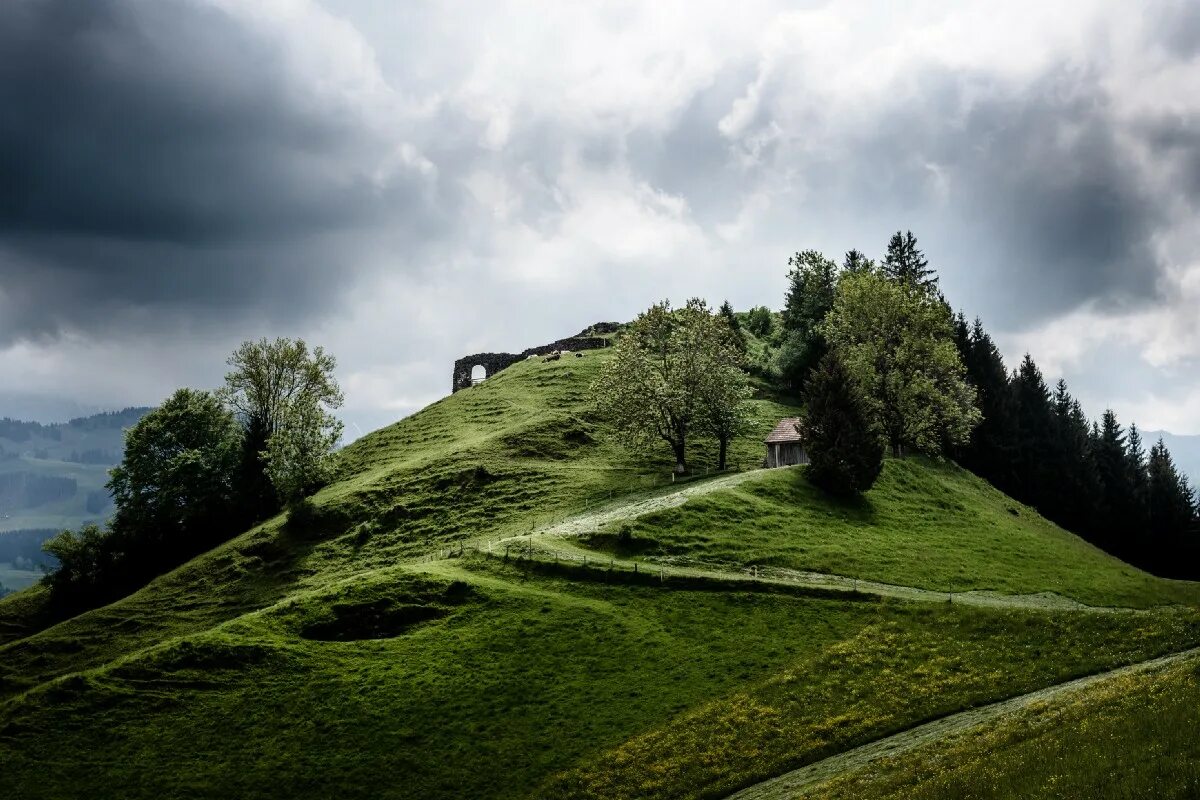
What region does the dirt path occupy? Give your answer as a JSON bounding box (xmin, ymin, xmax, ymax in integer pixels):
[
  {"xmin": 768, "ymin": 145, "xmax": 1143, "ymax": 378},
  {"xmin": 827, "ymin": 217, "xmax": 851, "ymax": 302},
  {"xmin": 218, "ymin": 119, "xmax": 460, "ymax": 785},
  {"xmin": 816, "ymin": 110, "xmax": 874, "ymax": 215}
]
[
  {"xmin": 486, "ymin": 467, "xmax": 1135, "ymax": 614},
  {"xmin": 724, "ymin": 646, "xmax": 1200, "ymax": 800}
]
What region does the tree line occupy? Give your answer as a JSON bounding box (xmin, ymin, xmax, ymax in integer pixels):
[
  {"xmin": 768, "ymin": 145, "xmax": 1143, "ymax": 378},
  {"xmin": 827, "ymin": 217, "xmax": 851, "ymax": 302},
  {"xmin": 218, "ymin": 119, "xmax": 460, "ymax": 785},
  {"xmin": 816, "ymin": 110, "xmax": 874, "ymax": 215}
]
[
  {"xmin": 766, "ymin": 231, "xmax": 1199, "ymax": 575},
  {"xmin": 42, "ymin": 338, "xmax": 344, "ymax": 607},
  {"xmin": 594, "ymin": 229, "xmax": 1199, "ymax": 576}
]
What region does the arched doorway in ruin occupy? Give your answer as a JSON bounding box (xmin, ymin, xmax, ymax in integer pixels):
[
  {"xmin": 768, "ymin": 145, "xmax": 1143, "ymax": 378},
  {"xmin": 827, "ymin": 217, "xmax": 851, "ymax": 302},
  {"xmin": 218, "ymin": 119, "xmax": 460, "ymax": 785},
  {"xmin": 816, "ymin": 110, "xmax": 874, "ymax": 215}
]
[{"xmin": 471, "ymin": 365, "xmax": 487, "ymax": 385}]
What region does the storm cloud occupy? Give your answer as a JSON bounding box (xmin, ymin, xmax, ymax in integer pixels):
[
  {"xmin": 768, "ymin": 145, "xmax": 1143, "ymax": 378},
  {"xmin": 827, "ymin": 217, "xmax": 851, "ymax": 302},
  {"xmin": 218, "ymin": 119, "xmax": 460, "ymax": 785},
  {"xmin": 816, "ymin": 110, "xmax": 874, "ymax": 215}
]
[{"xmin": 3, "ymin": 0, "xmax": 1200, "ymax": 435}]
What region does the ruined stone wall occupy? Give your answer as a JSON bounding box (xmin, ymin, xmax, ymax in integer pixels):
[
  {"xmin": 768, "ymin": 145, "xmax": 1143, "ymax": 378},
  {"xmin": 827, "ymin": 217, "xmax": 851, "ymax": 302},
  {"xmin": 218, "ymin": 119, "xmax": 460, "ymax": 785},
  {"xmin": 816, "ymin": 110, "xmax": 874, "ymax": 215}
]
[{"xmin": 450, "ymin": 324, "xmax": 618, "ymax": 393}]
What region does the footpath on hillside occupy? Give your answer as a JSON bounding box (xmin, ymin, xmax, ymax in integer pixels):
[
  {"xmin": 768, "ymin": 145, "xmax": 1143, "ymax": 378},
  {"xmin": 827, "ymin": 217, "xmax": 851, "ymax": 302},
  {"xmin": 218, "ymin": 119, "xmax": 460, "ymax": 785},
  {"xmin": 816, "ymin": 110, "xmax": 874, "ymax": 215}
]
[
  {"xmin": 477, "ymin": 467, "xmax": 1139, "ymax": 614},
  {"xmin": 723, "ymin": 645, "xmax": 1200, "ymax": 799}
]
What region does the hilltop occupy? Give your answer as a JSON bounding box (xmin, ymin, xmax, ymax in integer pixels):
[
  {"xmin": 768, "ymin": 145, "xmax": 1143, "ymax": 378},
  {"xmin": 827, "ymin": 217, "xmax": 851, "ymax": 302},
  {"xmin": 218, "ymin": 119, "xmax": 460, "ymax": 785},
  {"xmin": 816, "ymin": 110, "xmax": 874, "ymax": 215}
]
[{"xmin": 1, "ymin": 348, "xmax": 1199, "ymax": 799}]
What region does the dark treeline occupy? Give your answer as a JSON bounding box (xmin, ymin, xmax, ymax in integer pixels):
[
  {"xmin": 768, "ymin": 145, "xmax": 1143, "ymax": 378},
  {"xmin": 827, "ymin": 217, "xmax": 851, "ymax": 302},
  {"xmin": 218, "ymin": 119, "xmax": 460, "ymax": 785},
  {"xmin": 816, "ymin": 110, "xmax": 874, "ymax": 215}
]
[
  {"xmin": 755, "ymin": 230, "xmax": 1199, "ymax": 578},
  {"xmin": 952, "ymin": 318, "xmax": 1199, "ymax": 578}
]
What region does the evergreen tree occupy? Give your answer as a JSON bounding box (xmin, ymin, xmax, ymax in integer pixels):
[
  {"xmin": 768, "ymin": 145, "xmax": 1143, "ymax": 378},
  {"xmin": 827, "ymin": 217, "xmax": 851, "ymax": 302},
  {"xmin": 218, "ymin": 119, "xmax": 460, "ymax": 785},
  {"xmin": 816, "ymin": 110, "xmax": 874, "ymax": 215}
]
[
  {"xmin": 955, "ymin": 318, "xmax": 1017, "ymax": 488},
  {"xmin": 882, "ymin": 230, "xmax": 937, "ymax": 291},
  {"xmin": 778, "ymin": 250, "xmax": 838, "ymax": 393},
  {"xmin": 1010, "ymin": 355, "xmax": 1055, "ymax": 510},
  {"xmin": 803, "ymin": 353, "xmax": 884, "ymax": 496},
  {"xmin": 1050, "ymin": 381, "xmax": 1103, "ymax": 533},
  {"xmin": 1094, "ymin": 410, "xmax": 1136, "ymax": 553},
  {"xmin": 1147, "ymin": 438, "xmax": 1195, "ymax": 569},
  {"xmin": 843, "ymin": 249, "xmax": 875, "ymax": 274},
  {"xmin": 717, "ymin": 300, "xmax": 746, "ymax": 353}
]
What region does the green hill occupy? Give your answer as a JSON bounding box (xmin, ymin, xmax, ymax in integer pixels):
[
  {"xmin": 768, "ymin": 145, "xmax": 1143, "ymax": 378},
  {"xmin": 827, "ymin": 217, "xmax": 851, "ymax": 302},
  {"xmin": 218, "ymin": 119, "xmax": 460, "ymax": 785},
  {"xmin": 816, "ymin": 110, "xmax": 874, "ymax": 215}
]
[{"xmin": 1, "ymin": 351, "xmax": 1198, "ymax": 799}]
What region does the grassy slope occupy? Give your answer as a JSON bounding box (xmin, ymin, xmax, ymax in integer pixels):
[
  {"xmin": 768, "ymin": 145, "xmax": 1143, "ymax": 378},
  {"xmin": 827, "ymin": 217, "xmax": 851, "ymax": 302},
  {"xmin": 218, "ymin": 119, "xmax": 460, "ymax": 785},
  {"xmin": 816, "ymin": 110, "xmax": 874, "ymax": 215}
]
[
  {"xmin": 812, "ymin": 653, "xmax": 1200, "ymax": 800},
  {"xmin": 583, "ymin": 460, "xmax": 1200, "ymax": 608},
  {"xmin": 0, "ymin": 350, "xmax": 1199, "ymax": 798}
]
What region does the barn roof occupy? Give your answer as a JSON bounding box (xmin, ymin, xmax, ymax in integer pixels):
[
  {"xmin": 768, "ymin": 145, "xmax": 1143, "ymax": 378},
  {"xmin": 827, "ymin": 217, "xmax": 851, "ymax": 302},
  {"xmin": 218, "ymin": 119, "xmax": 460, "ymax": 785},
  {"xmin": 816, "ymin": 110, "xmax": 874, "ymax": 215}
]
[{"xmin": 765, "ymin": 417, "xmax": 804, "ymax": 444}]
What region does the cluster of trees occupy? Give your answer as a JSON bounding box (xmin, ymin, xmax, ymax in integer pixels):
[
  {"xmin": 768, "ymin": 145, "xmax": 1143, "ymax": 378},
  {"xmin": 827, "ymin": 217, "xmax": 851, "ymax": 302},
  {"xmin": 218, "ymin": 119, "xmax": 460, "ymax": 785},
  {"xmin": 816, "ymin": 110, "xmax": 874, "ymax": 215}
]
[
  {"xmin": 953, "ymin": 322, "xmax": 1199, "ymax": 575},
  {"xmin": 766, "ymin": 234, "xmax": 979, "ymax": 494},
  {"xmin": 592, "ymin": 299, "xmax": 752, "ymax": 474},
  {"xmin": 42, "ymin": 339, "xmax": 343, "ymax": 605},
  {"xmin": 760, "ymin": 230, "xmax": 1198, "ymax": 572}
]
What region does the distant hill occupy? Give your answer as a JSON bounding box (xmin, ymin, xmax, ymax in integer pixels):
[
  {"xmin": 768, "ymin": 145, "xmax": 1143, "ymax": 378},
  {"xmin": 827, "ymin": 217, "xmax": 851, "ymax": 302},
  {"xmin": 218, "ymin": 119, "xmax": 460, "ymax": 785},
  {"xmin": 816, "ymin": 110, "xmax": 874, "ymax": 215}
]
[
  {"xmin": 1144, "ymin": 430, "xmax": 1200, "ymax": 489},
  {"xmin": 0, "ymin": 407, "xmax": 152, "ymax": 589}
]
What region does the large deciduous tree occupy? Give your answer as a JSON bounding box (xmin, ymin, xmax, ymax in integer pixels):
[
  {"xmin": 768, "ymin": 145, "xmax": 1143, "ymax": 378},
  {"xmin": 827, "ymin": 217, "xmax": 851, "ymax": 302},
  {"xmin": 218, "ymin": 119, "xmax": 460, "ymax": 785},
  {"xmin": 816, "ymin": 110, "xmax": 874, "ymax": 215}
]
[
  {"xmin": 822, "ymin": 270, "xmax": 980, "ymax": 457},
  {"xmin": 221, "ymin": 338, "xmax": 344, "ymax": 507},
  {"xmin": 592, "ymin": 299, "xmax": 749, "ymax": 474},
  {"xmin": 107, "ymin": 388, "xmax": 243, "ymax": 549}
]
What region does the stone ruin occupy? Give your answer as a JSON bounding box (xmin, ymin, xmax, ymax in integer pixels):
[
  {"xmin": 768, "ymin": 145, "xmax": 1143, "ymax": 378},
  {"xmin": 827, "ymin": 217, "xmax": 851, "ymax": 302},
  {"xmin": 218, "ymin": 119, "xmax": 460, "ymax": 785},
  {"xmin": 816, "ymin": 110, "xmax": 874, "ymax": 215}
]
[{"xmin": 451, "ymin": 322, "xmax": 620, "ymax": 393}]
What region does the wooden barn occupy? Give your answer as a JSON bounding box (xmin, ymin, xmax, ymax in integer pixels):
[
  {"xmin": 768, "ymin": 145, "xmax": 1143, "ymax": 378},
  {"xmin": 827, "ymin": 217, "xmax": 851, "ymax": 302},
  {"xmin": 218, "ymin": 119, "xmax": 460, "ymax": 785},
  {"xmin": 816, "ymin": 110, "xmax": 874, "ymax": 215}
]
[{"xmin": 764, "ymin": 417, "xmax": 809, "ymax": 468}]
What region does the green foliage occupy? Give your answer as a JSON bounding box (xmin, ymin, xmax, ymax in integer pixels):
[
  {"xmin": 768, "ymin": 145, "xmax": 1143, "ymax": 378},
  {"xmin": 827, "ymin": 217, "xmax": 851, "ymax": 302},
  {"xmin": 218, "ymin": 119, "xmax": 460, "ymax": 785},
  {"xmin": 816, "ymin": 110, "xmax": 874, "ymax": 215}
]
[
  {"xmin": 222, "ymin": 338, "xmax": 344, "ymax": 505},
  {"xmin": 882, "ymin": 229, "xmax": 937, "ymax": 291},
  {"xmin": 40, "ymin": 524, "xmax": 111, "ymax": 598},
  {"xmin": 718, "ymin": 299, "xmax": 746, "ymax": 353},
  {"xmin": 108, "ymin": 388, "xmax": 243, "ymax": 545},
  {"xmin": 823, "ymin": 270, "xmax": 980, "ymax": 456},
  {"xmin": 842, "ymin": 248, "xmax": 875, "ymax": 274},
  {"xmin": 744, "ymin": 305, "xmax": 774, "ymax": 337},
  {"xmin": 803, "ymin": 353, "xmax": 884, "ymax": 495},
  {"xmin": 592, "ymin": 299, "xmax": 749, "ymax": 473},
  {"xmin": 779, "ymin": 249, "xmax": 838, "ymax": 392}
]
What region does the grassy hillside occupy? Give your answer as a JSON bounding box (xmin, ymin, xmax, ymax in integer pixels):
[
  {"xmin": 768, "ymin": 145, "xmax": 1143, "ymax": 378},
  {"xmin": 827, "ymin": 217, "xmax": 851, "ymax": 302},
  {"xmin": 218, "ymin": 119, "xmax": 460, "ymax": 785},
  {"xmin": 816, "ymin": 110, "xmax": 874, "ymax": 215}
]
[
  {"xmin": 809, "ymin": 651, "xmax": 1200, "ymax": 799},
  {"xmin": 578, "ymin": 460, "xmax": 1200, "ymax": 608},
  {"xmin": 1, "ymin": 350, "xmax": 1198, "ymax": 799}
]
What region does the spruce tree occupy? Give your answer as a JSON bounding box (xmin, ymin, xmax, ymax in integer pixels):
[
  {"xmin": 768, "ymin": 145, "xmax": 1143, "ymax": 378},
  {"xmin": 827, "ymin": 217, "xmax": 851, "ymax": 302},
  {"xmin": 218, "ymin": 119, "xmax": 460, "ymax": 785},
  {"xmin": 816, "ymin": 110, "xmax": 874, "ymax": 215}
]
[
  {"xmin": 1010, "ymin": 354, "xmax": 1056, "ymax": 511},
  {"xmin": 1094, "ymin": 410, "xmax": 1136, "ymax": 553},
  {"xmin": 718, "ymin": 300, "xmax": 746, "ymax": 352},
  {"xmin": 957, "ymin": 318, "xmax": 1017, "ymax": 490},
  {"xmin": 843, "ymin": 249, "xmax": 875, "ymax": 274},
  {"xmin": 803, "ymin": 352, "xmax": 884, "ymax": 496},
  {"xmin": 779, "ymin": 250, "xmax": 838, "ymax": 393},
  {"xmin": 882, "ymin": 230, "xmax": 937, "ymax": 291}
]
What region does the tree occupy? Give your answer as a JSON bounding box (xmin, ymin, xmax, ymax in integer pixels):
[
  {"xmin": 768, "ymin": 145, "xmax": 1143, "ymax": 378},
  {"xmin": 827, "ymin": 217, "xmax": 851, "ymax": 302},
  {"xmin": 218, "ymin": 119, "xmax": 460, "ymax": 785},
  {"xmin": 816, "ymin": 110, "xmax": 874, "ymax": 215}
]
[
  {"xmin": 957, "ymin": 318, "xmax": 1017, "ymax": 488},
  {"xmin": 697, "ymin": 360, "xmax": 753, "ymax": 471},
  {"xmin": 822, "ymin": 270, "xmax": 980, "ymax": 456},
  {"xmin": 41, "ymin": 524, "xmax": 113, "ymax": 599},
  {"xmin": 108, "ymin": 389, "xmax": 243, "ymax": 553},
  {"xmin": 779, "ymin": 250, "xmax": 838, "ymax": 393},
  {"xmin": 843, "ymin": 249, "xmax": 875, "ymax": 274},
  {"xmin": 1010, "ymin": 354, "xmax": 1056, "ymax": 510},
  {"xmin": 592, "ymin": 299, "xmax": 746, "ymax": 474},
  {"xmin": 1147, "ymin": 438, "xmax": 1196, "ymax": 567},
  {"xmin": 744, "ymin": 306, "xmax": 774, "ymax": 338},
  {"xmin": 718, "ymin": 300, "xmax": 747, "ymax": 353},
  {"xmin": 882, "ymin": 230, "xmax": 937, "ymax": 291},
  {"xmin": 803, "ymin": 353, "xmax": 884, "ymax": 495},
  {"xmin": 221, "ymin": 338, "xmax": 344, "ymax": 507}
]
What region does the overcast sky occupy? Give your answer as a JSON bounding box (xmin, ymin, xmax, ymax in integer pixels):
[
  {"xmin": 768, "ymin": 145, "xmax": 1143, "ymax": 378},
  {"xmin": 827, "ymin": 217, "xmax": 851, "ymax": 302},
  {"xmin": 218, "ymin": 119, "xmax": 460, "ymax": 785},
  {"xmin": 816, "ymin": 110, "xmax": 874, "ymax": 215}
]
[{"xmin": 2, "ymin": 0, "xmax": 1200, "ymax": 439}]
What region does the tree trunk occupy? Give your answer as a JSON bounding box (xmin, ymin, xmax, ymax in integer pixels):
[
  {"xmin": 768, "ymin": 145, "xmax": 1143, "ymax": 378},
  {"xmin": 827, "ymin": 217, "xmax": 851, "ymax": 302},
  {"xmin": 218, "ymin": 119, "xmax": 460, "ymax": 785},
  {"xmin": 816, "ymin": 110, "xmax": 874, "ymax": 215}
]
[
  {"xmin": 673, "ymin": 440, "xmax": 688, "ymax": 475},
  {"xmin": 718, "ymin": 438, "xmax": 728, "ymax": 471}
]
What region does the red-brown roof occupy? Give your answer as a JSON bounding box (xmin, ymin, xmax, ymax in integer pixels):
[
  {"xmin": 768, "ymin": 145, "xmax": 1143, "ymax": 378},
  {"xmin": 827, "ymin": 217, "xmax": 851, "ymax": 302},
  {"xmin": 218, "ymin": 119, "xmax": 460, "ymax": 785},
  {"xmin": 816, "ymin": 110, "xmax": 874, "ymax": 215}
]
[{"xmin": 765, "ymin": 417, "xmax": 804, "ymax": 444}]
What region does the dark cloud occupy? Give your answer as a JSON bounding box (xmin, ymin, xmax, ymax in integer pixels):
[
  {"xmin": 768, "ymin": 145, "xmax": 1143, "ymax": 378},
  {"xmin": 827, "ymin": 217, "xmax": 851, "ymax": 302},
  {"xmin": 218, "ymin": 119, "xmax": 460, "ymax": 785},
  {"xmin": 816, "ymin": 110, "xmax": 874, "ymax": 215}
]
[{"xmin": 0, "ymin": 0, "xmax": 439, "ymax": 342}]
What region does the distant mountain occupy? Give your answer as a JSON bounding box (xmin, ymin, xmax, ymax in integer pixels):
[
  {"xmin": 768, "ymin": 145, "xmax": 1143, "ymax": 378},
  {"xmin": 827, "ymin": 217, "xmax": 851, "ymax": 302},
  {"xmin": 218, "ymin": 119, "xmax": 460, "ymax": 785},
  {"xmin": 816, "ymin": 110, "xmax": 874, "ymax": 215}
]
[{"xmin": 1144, "ymin": 431, "xmax": 1200, "ymax": 489}]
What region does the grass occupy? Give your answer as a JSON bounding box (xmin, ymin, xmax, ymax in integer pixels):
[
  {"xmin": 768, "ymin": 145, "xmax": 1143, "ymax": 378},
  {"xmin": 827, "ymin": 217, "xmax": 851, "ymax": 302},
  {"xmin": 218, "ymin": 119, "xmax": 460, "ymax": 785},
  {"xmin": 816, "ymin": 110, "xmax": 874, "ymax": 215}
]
[
  {"xmin": 1, "ymin": 345, "xmax": 1200, "ymax": 798},
  {"xmin": 582, "ymin": 460, "xmax": 1200, "ymax": 608},
  {"xmin": 3, "ymin": 559, "xmax": 1199, "ymax": 800},
  {"xmin": 811, "ymin": 654, "xmax": 1200, "ymax": 799}
]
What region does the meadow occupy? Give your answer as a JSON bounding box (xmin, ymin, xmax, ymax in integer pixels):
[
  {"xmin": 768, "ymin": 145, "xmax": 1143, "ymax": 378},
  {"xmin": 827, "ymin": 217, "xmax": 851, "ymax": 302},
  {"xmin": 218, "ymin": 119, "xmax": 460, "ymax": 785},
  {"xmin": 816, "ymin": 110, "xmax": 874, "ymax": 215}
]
[{"xmin": 2, "ymin": 350, "xmax": 1199, "ymax": 799}]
